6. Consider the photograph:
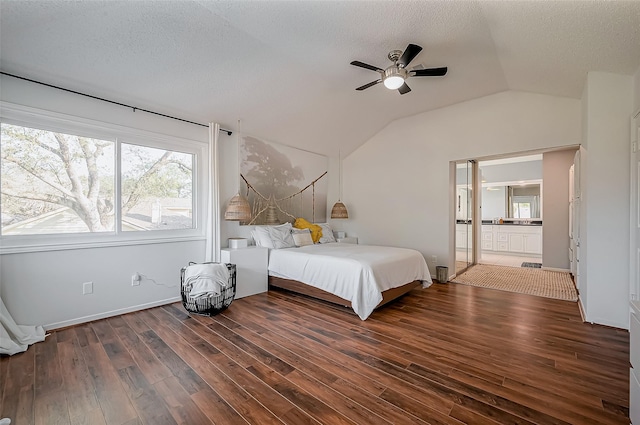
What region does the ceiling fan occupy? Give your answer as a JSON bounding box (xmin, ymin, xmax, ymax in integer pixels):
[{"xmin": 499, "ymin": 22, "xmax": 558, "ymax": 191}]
[{"xmin": 350, "ymin": 44, "xmax": 447, "ymax": 95}]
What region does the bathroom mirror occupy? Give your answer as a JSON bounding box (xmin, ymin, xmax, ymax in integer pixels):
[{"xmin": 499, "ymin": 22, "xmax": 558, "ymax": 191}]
[{"xmin": 507, "ymin": 184, "xmax": 540, "ymax": 218}]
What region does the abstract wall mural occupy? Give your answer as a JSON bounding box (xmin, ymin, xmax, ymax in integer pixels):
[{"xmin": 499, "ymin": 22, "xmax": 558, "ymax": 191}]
[{"xmin": 240, "ymin": 136, "xmax": 328, "ymax": 225}]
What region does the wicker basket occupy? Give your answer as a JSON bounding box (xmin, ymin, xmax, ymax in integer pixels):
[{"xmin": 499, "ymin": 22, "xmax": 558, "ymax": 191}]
[{"xmin": 180, "ymin": 263, "xmax": 236, "ymax": 316}]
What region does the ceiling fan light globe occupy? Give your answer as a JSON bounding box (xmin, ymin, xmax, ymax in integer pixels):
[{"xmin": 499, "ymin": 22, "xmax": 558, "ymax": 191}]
[{"xmin": 384, "ymin": 75, "xmax": 404, "ymax": 89}]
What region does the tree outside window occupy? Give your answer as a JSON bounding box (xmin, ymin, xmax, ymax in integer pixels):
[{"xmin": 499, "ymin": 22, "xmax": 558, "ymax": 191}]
[{"xmin": 1, "ymin": 123, "xmax": 194, "ymax": 235}]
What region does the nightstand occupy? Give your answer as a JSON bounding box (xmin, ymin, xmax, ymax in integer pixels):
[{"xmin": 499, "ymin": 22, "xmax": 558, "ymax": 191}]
[
  {"xmin": 220, "ymin": 246, "xmax": 268, "ymax": 299},
  {"xmin": 337, "ymin": 237, "xmax": 358, "ymax": 244}
]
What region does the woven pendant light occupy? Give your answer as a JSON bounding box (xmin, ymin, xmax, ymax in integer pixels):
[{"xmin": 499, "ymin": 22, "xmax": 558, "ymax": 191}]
[
  {"xmin": 224, "ymin": 193, "xmax": 251, "ymax": 221},
  {"xmin": 331, "ymin": 150, "xmax": 349, "ymax": 219},
  {"xmin": 224, "ymin": 120, "xmax": 251, "ymax": 222},
  {"xmin": 330, "ymin": 201, "xmax": 349, "ymax": 219}
]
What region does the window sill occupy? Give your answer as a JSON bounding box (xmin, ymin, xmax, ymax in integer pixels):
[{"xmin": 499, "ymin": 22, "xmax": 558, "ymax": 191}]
[{"xmin": 0, "ymin": 234, "xmax": 206, "ymax": 255}]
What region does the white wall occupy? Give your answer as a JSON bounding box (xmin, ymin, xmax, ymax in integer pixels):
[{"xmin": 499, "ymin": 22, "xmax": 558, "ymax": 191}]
[
  {"xmin": 542, "ymin": 149, "xmax": 577, "ymax": 270},
  {"xmin": 343, "ymin": 91, "xmax": 581, "ymax": 274},
  {"xmin": 0, "ymin": 76, "xmax": 210, "ymax": 328},
  {"xmin": 581, "ymin": 72, "xmax": 633, "ymax": 328},
  {"xmin": 480, "ymin": 161, "xmax": 542, "ymax": 183}
]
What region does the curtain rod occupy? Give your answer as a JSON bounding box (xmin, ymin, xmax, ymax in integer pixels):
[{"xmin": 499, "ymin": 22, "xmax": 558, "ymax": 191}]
[{"xmin": 0, "ymin": 71, "xmax": 232, "ymax": 135}]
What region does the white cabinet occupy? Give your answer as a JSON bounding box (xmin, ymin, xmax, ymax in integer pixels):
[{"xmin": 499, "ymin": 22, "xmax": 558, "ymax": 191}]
[
  {"xmin": 481, "ymin": 225, "xmax": 493, "ymax": 250},
  {"xmin": 523, "ymin": 233, "xmax": 542, "ymax": 254},
  {"xmin": 496, "ymin": 230, "xmax": 509, "ymax": 252},
  {"xmin": 481, "ymin": 225, "xmax": 542, "ymax": 255},
  {"xmin": 337, "ymin": 237, "xmax": 358, "ymax": 244},
  {"xmin": 220, "ymin": 247, "xmax": 268, "ymax": 299},
  {"xmin": 456, "ymin": 224, "xmax": 468, "ymax": 249},
  {"xmin": 508, "ymin": 233, "xmax": 525, "ymax": 253},
  {"xmin": 630, "ymin": 301, "xmax": 640, "ymax": 424}
]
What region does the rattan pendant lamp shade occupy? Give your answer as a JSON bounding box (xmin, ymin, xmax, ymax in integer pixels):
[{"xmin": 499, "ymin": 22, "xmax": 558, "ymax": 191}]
[
  {"xmin": 224, "ymin": 120, "xmax": 251, "ymax": 222},
  {"xmin": 331, "ymin": 150, "xmax": 349, "ymax": 219}
]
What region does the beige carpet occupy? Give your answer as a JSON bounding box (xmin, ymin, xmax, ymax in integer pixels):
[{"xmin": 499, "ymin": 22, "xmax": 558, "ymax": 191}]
[{"xmin": 452, "ymin": 264, "xmax": 578, "ymax": 301}]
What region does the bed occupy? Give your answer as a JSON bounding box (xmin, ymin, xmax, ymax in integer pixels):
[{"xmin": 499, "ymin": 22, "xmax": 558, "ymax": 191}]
[{"xmin": 267, "ymin": 242, "xmax": 433, "ymax": 320}]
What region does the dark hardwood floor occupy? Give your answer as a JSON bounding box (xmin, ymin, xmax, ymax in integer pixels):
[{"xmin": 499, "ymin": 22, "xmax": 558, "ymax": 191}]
[{"xmin": 0, "ymin": 283, "xmax": 630, "ymax": 424}]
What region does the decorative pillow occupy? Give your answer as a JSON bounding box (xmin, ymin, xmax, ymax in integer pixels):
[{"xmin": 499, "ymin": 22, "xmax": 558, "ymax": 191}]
[
  {"xmin": 267, "ymin": 223, "xmax": 296, "ymax": 249},
  {"xmin": 316, "ymin": 223, "xmax": 336, "ymax": 243},
  {"xmin": 293, "ymin": 217, "xmax": 322, "ymax": 243},
  {"xmin": 292, "ymin": 228, "xmax": 314, "ymax": 247},
  {"xmin": 251, "ymin": 227, "xmax": 274, "ymax": 249}
]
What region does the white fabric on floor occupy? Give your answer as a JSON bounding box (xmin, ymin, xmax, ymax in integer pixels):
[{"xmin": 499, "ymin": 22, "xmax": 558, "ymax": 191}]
[
  {"xmin": 0, "ymin": 297, "xmax": 45, "ymax": 356},
  {"xmin": 185, "ymin": 263, "xmax": 230, "ymax": 299}
]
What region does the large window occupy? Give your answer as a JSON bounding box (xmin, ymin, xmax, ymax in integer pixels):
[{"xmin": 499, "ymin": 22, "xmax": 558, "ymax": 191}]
[
  {"xmin": 0, "ymin": 103, "xmax": 205, "ymax": 251},
  {"xmin": 1, "ymin": 123, "xmax": 116, "ymax": 235},
  {"xmin": 121, "ymin": 143, "xmax": 194, "ymax": 232}
]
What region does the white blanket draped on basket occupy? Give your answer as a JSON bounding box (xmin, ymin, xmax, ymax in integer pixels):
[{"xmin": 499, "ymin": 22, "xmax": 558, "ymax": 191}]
[
  {"xmin": 1, "ymin": 297, "xmax": 46, "ymax": 356},
  {"xmin": 185, "ymin": 263, "xmax": 230, "ymax": 300},
  {"xmin": 268, "ymin": 243, "xmax": 433, "ymax": 320}
]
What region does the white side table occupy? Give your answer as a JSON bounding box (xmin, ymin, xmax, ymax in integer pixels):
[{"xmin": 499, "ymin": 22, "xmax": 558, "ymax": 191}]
[
  {"xmin": 220, "ymin": 246, "xmax": 268, "ymax": 299},
  {"xmin": 337, "ymin": 237, "xmax": 358, "ymax": 244}
]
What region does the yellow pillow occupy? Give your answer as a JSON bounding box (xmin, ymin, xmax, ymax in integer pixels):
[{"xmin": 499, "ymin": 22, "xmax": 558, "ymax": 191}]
[{"xmin": 293, "ymin": 218, "xmax": 322, "ymax": 243}]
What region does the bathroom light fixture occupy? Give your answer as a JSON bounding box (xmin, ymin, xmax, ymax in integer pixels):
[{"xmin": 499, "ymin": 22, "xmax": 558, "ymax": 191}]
[
  {"xmin": 224, "ymin": 120, "xmax": 251, "ymax": 222},
  {"xmin": 331, "ymin": 150, "xmax": 349, "ymax": 219}
]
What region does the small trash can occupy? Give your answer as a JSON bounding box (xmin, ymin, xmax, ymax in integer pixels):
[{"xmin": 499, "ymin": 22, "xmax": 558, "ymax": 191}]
[{"xmin": 436, "ymin": 266, "xmax": 448, "ymax": 283}]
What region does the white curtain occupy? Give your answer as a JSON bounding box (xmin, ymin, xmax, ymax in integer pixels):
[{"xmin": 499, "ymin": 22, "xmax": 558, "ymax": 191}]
[
  {"xmin": 205, "ymin": 123, "xmax": 221, "ymax": 263},
  {"xmin": 0, "ymin": 297, "xmax": 45, "ymax": 356}
]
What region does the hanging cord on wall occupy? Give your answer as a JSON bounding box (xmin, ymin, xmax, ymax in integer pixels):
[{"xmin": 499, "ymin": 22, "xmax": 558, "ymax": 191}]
[
  {"xmin": 0, "ymin": 71, "xmax": 233, "ymax": 135},
  {"xmin": 135, "ymin": 273, "xmax": 179, "ymax": 288}
]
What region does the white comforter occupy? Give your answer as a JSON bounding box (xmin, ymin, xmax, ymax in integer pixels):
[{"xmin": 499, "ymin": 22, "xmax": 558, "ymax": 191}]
[{"xmin": 268, "ymin": 243, "xmax": 433, "ymax": 320}]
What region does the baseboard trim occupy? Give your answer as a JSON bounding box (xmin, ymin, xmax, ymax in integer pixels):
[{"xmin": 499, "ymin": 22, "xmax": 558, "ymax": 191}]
[
  {"xmin": 541, "ymin": 266, "xmax": 571, "ymax": 273},
  {"xmin": 44, "ymin": 296, "xmax": 181, "ymax": 331},
  {"xmin": 577, "ymin": 296, "xmax": 586, "ymax": 322}
]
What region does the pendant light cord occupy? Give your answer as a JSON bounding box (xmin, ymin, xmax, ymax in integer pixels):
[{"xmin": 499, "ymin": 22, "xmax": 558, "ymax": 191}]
[
  {"xmin": 338, "ymin": 149, "xmax": 343, "ymax": 201},
  {"xmin": 237, "ymin": 119, "xmax": 241, "ymax": 194}
]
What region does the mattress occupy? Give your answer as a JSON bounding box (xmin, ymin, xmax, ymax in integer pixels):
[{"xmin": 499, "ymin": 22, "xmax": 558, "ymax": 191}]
[{"xmin": 268, "ymin": 243, "xmax": 433, "ymax": 319}]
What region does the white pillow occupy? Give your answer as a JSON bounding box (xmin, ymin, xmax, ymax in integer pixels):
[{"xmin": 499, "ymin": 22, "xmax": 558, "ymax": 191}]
[
  {"xmin": 251, "ymin": 227, "xmax": 274, "ymax": 248},
  {"xmin": 267, "ymin": 223, "xmax": 296, "ymax": 249},
  {"xmin": 316, "ymin": 223, "xmax": 336, "ymax": 243},
  {"xmin": 292, "ymin": 228, "xmax": 314, "ymax": 247}
]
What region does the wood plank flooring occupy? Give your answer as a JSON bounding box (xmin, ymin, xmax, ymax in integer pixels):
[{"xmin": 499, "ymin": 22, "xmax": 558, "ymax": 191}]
[{"xmin": 0, "ymin": 283, "xmax": 630, "ymax": 424}]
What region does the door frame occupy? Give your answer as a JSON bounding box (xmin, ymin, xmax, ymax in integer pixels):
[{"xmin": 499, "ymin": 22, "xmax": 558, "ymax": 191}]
[{"xmin": 630, "ymin": 110, "xmax": 640, "ymax": 302}]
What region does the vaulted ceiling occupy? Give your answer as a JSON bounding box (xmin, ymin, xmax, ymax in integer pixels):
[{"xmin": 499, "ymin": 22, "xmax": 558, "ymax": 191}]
[{"xmin": 1, "ymin": 1, "xmax": 639, "ymax": 157}]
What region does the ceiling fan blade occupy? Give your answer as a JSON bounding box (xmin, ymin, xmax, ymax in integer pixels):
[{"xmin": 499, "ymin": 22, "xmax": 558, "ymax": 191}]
[
  {"xmin": 356, "ymin": 80, "xmax": 382, "ymax": 91},
  {"xmin": 350, "ymin": 61, "xmax": 383, "ymax": 72},
  {"xmin": 411, "ymin": 67, "xmax": 448, "ymax": 77},
  {"xmin": 398, "ymin": 44, "xmax": 423, "ymax": 68},
  {"xmin": 398, "ymin": 83, "xmax": 411, "ymax": 95}
]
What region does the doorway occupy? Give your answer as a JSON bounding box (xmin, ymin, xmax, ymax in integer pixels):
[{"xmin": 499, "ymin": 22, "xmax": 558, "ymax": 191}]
[
  {"xmin": 452, "ymin": 148, "xmax": 579, "ymax": 300},
  {"xmin": 477, "ymin": 155, "xmax": 543, "ymax": 268}
]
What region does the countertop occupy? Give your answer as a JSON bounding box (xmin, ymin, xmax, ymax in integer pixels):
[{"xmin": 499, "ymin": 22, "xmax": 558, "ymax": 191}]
[
  {"xmin": 456, "ymin": 219, "xmax": 542, "ymax": 226},
  {"xmin": 481, "ymin": 220, "xmax": 542, "ymax": 226}
]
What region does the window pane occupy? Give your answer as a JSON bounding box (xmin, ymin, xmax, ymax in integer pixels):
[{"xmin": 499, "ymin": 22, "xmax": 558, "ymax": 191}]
[
  {"xmin": 1, "ymin": 123, "xmax": 115, "ymax": 235},
  {"xmin": 121, "ymin": 143, "xmax": 194, "ymax": 231}
]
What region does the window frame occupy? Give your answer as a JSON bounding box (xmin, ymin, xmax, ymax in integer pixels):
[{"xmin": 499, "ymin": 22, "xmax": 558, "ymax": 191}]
[{"xmin": 0, "ymin": 102, "xmax": 208, "ymax": 254}]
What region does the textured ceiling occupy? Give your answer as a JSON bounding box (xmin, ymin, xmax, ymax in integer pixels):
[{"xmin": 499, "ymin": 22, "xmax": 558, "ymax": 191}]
[{"xmin": 1, "ymin": 1, "xmax": 639, "ymax": 157}]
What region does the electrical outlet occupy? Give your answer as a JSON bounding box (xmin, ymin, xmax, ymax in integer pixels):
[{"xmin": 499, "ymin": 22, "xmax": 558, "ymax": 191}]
[
  {"xmin": 431, "ymin": 255, "xmax": 437, "ymax": 264},
  {"xmin": 83, "ymin": 281, "xmax": 93, "ymax": 295},
  {"xmin": 131, "ymin": 273, "xmax": 141, "ymax": 286}
]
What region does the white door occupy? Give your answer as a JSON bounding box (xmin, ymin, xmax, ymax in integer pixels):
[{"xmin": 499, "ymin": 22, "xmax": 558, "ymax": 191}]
[
  {"xmin": 631, "ymin": 113, "xmax": 640, "ymax": 302},
  {"xmin": 573, "ymin": 150, "xmax": 582, "ymax": 293}
]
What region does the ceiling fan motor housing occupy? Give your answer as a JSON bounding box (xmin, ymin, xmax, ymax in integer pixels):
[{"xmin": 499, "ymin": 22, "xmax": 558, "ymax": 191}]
[{"xmin": 384, "ymin": 66, "xmax": 407, "ymax": 79}]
